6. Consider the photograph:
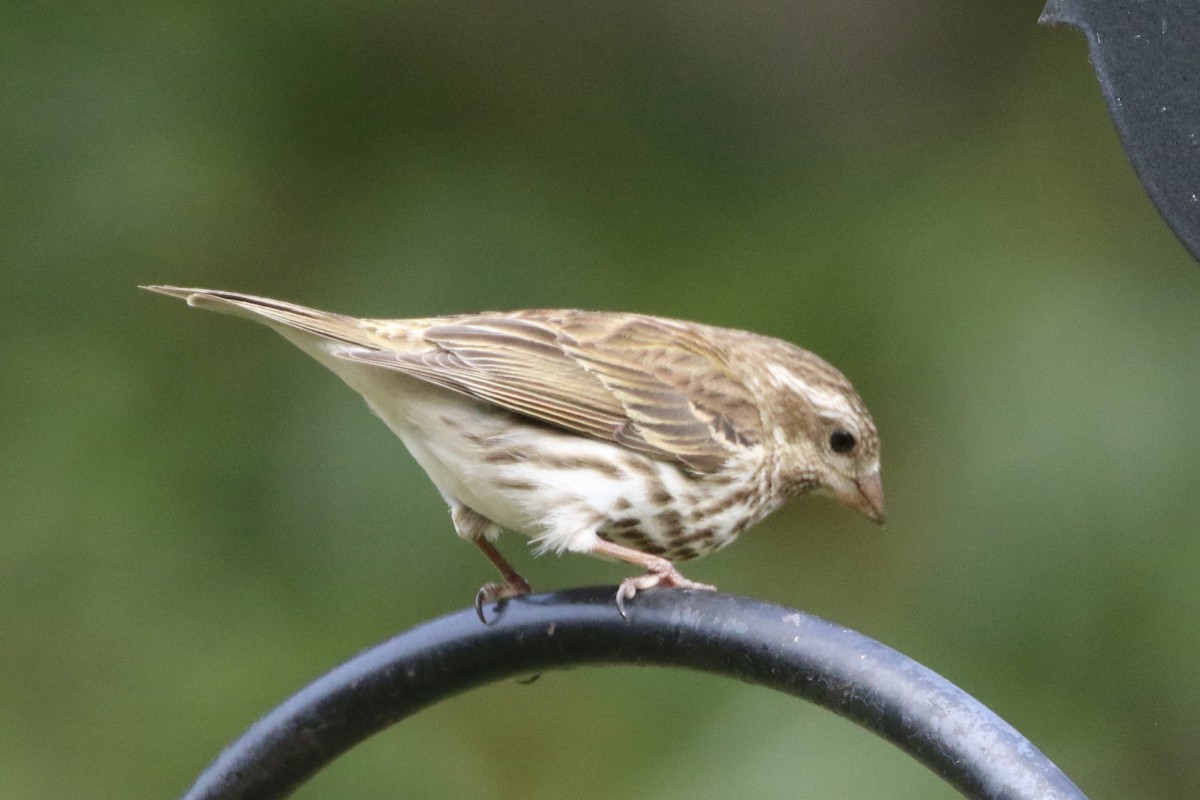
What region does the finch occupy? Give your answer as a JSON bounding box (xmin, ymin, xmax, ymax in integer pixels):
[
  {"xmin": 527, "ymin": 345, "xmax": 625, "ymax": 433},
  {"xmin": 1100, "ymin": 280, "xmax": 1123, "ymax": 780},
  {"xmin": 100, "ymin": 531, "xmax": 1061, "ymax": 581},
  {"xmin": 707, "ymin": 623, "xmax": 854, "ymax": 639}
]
[{"xmin": 143, "ymin": 287, "xmax": 884, "ymax": 617}]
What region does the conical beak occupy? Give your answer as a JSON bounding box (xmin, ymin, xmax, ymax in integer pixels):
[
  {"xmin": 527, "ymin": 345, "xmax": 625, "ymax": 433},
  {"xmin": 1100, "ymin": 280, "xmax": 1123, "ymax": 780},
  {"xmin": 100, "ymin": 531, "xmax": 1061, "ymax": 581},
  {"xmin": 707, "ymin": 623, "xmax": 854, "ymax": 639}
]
[{"xmin": 843, "ymin": 469, "xmax": 885, "ymax": 524}]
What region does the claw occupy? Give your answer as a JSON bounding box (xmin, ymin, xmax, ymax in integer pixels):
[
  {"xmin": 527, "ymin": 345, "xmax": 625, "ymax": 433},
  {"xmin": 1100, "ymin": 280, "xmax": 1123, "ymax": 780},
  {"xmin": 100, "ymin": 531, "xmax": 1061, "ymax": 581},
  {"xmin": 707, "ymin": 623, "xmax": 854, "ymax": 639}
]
[
  {"xmin": 474, "ymin": 579, "xmax": 532, "ymax": 624},
  {"xmin": 615, "ymin": 583, "xmax": 634, "ymax": 619},
  {"xmin": 613, "ymin": 562, "xmax": 717, "ymax": 619},
  {"xmin": 473, "ymin": 587, "xmax": 491, "ymax": 623}
]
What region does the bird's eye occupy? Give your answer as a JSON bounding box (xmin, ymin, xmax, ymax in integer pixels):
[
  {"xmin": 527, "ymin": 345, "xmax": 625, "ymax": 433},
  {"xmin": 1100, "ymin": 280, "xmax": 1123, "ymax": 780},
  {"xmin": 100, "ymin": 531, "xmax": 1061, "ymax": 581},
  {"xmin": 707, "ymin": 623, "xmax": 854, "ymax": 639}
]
[{"xmin": 829, "ymin": 429, "xmax": 857, "ymax": 454}]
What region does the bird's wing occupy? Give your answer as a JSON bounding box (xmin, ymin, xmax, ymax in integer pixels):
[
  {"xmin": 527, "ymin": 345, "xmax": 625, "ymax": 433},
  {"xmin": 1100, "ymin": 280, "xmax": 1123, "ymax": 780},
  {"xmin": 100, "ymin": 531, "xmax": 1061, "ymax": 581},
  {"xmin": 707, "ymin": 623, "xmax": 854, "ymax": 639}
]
[{"xmin": 334, "ymin": 311, "xmax": 761, "ymax": 472}]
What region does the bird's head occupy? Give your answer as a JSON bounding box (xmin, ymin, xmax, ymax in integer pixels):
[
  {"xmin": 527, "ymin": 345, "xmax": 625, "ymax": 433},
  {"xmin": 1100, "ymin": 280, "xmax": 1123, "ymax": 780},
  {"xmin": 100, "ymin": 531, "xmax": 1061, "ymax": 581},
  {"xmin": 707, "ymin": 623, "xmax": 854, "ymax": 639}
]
[{"xmin": 761, "ymin": 350, "xmax": 885, "ymax": 524}]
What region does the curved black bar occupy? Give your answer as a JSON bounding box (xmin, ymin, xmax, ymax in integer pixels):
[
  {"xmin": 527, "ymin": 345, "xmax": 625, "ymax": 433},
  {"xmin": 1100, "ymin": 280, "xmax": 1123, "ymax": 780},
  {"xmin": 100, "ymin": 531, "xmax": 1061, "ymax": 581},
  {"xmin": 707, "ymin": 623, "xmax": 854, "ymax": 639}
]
[{"xmin": 180, "ymin": 587, "xmax": 1088, "ymax": 800}]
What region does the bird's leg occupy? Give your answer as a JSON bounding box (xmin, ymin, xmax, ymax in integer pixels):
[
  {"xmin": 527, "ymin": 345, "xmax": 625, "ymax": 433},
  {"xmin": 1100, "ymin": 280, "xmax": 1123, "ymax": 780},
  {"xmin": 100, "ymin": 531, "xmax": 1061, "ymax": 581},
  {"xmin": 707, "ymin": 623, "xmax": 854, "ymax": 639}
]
[
  {"xmin": 450, "ymin": 502, "xmax": 531, "ymax": 621},
  {"xmin": 588, "ymin": 538, "xmax": 717, "ymax": 618},
  {"xmin": 471, "ymin": 536, "xmax": 532, "ymax": 608}
]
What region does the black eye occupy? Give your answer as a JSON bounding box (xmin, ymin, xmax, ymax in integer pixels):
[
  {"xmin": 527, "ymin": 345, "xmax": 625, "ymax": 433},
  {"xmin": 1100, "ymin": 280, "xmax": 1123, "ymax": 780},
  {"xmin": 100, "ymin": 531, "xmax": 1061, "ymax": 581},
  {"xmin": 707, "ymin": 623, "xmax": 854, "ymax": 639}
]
[{"xmin": 829, "ymin": 429, "xmax": 857, "ymax": 454}]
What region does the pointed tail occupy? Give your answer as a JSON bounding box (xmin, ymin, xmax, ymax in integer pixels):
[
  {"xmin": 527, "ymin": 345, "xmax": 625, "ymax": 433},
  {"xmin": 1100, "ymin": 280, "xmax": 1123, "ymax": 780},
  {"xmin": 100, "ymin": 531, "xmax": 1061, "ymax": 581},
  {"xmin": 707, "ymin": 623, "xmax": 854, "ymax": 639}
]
[{"xmin": 140, "ymin": 285, "xmax": 368, "ymax": 346}]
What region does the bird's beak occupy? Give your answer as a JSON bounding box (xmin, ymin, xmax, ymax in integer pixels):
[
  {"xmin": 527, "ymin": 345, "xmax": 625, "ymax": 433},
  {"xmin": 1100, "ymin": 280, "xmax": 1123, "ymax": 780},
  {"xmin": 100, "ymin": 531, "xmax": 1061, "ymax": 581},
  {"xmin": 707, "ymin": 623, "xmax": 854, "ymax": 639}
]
[{"xmin": 840, "ymin": 469, "xmax": 885, "ymax": 524}]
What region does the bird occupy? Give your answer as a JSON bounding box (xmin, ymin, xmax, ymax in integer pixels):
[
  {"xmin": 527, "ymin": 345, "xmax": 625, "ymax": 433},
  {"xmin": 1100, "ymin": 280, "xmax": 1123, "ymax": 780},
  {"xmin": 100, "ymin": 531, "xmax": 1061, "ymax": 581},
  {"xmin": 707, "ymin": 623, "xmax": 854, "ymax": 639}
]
[{"xmin": 142, "ymin": 286, "xmax": 884, "ymax": 618}]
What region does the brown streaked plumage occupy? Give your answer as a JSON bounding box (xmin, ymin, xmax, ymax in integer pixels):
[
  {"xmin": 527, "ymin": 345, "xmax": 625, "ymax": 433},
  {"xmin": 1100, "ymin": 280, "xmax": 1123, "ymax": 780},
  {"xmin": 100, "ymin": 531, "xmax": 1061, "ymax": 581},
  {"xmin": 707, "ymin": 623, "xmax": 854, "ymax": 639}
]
[{"xmin": 142, "ymin": 286, "xmax": 884, "ymax": 618}]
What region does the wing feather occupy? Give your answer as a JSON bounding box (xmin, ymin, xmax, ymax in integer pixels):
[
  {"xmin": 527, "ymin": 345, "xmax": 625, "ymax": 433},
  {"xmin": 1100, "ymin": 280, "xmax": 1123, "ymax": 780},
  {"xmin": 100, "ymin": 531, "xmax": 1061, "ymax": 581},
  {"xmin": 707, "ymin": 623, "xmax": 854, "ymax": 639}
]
[{"xmin": 334, "ymin": 310, "xmax": 762, "ymax": 472}]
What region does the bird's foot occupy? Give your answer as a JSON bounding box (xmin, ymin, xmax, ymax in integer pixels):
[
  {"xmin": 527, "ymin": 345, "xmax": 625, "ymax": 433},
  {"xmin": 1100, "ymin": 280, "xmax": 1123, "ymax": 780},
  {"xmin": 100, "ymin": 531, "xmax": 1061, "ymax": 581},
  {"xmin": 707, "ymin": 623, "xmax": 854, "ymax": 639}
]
[
  {"xmin": 615, "ymin": 559, "xmax": 716, "ymax": 619},
  {"xmin": 474, "ymin": 577, "xmax": 532, "ymax": 624}
]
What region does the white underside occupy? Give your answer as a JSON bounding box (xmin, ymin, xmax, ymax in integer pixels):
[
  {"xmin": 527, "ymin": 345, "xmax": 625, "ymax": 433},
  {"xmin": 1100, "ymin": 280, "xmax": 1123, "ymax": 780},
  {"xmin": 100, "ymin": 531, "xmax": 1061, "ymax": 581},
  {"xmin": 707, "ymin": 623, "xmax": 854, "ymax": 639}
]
[{"xmin": 279, "ymin": 328, "xmax": 764, "ymax": 558}]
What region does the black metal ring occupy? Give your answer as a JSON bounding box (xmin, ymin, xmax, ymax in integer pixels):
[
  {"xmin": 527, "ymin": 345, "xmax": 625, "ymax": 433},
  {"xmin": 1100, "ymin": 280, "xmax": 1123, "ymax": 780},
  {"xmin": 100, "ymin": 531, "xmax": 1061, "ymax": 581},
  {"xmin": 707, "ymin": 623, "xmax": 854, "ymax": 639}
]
[{"xmin": 180, "ymin": 587, "xmax": 1088, "ymax": 800}]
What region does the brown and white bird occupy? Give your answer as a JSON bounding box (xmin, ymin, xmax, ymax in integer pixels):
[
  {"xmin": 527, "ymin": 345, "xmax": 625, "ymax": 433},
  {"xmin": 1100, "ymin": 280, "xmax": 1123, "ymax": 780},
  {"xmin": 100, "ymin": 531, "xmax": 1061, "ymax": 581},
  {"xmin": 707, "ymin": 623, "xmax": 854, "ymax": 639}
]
[{"xmin": 143, "ymin": 286, "xmax": 884, "ymax": 617}]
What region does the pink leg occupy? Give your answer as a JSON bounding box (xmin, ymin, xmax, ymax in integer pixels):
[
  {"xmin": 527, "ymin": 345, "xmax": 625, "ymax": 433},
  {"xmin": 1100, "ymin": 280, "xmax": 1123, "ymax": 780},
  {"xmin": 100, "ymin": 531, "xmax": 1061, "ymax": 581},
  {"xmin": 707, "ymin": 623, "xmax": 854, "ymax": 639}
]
[{"xmin": 589, "ymin": 539, "xmax": 717, "ymax": 618}]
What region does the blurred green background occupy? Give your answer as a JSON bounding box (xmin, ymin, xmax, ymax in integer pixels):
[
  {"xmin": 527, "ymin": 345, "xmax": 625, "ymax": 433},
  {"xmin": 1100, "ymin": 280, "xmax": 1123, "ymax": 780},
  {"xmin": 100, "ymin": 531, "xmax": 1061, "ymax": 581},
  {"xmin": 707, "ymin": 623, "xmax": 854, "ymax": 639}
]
[{"xmin": 3, "ymin": 1, "xmax": 1198, "ymax": 797}]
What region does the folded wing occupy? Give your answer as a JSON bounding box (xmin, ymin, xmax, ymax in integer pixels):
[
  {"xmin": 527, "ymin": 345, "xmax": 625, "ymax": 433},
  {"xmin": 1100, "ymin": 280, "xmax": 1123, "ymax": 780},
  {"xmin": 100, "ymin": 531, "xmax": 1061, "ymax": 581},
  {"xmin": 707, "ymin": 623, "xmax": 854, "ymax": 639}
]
[{"xmin": 335, "ymin": 311, "xmax": 761, "ymax": 473}]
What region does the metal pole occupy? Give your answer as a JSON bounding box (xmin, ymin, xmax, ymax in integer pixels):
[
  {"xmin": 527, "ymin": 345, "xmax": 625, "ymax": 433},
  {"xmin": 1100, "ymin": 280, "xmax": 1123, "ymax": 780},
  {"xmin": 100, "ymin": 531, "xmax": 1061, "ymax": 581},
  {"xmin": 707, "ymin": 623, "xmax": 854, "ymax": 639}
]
[{"xmin": 180, "ymin": 587, "xmax": 1088, "ymax": 800}]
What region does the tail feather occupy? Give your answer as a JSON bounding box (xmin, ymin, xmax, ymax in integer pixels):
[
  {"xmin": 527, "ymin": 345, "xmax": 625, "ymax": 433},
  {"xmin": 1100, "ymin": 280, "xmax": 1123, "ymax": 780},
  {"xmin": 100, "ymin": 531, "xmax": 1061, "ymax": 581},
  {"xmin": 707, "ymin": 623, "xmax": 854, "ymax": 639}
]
[{"xmin": 140, "ymin": 285, "xmax": 368, "ymax": 346}]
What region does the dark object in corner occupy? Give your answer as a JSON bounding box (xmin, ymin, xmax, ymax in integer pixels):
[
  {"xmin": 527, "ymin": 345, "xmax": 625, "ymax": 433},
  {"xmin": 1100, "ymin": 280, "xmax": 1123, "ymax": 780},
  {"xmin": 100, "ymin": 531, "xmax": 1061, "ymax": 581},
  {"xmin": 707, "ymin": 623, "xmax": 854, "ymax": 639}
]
[{"xmin": 1040, "ymin": 0, "xmax": 1200, "ymax": 262}]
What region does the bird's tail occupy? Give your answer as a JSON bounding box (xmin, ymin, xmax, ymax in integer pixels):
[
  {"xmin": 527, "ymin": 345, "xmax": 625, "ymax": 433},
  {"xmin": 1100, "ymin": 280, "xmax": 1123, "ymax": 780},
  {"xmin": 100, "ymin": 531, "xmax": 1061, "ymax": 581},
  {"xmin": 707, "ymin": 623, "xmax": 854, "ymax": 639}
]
[{"xmin": 140, "ymin": 285, "xmax": 369, "ymax": 346}]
